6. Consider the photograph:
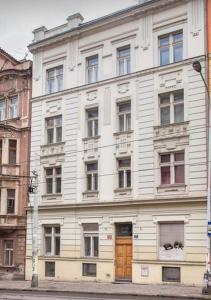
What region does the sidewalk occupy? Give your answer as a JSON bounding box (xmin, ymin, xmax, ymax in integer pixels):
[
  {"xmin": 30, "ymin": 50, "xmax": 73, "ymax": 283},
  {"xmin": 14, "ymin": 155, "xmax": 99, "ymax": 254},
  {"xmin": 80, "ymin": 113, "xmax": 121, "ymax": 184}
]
[{"xmin": 0, "ymin": 280, "xmax": 210, "ymax": 299}]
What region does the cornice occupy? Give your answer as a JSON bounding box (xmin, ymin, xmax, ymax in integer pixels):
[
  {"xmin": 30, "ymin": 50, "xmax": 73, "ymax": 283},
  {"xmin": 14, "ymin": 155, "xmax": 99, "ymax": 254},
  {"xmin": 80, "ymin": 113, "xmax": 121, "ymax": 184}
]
[
  {"xmin": 31, "ymin": 55, "xmax": 206, "ymax": 103},
  {"xmin": 28, "ymin": 0, "xmax": 187, "ymax": 53},
  {"xmin": 27, "ymin": 196, "xmax": 206, "ymax": 212},
  {"xmin": 0, "ymin": 68, "xmax": 32, "ymax": 79}
]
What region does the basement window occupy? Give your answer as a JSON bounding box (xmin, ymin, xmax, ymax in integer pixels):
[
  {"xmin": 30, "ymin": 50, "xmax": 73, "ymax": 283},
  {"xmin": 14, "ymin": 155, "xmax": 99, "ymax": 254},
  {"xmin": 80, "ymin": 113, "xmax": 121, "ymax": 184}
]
[
  {"xmin": 162, "ymin": 267, "xmax": 180, "ymax": 282},
  {"xmin": 45, "ymin": 261, "xmax": 55, "ymax": 277},
  {"xmin": 82, "ymin": 263, "xmax": 96, "ymax": 277}
]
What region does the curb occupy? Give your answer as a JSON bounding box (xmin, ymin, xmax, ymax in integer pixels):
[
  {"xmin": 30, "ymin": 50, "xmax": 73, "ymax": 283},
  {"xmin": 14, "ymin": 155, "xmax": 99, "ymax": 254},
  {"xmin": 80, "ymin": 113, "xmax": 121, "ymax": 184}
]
[{"xmin": 0, "ymin": 287, "xmax": 211, "ymax": 300}]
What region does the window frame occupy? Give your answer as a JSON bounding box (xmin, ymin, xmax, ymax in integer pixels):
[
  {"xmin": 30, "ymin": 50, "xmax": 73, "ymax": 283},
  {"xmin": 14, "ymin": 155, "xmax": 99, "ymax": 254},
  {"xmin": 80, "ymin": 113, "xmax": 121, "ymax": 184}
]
[
  {"xmin": 117, "ymin": 101, "xmax": 131, "ymax": 132},
  {"xmin": 83, "ymin": 223, "xmax": 99, "ymax": 258},
  {"xmin": 86, "ymin": 55, "xmax": 98, "ymax": 84},
  {"xmin": 0, "ymin": 99, "xmax": 6, "ymax": 121},
  {"xmin": 8, "ymin": 95, "xmax": 18, "ymax": 119},
  {"xmin": 159, "ymin": 31, "xmax": 183, "ymax": 66},
  {"xmin": 117, "ymin": 158, "xmax": 131, "ymax": 189},
  {"xmin": 46, "ymin": 65, "xmax": 63, "ymax": 94},
  {"xmin": 7, "ymin": 189, "xmax": 15, "ymax": 214},
  {"xmin": 85, "ymin": 162, "xmax": 98, "ymax": 192},
  {"xmin": 159, "ymin": 90, "xmax": 184, "ymax": 126},
  {"xmin": 45, "ymin": 166, "xmax": 62, "ymax": 195},
  {"xmin": 86, "ymin": 108, "xmax": 98, "ymax": 138},
  {"xmin": 45, "ymin": 115, "xmax": 62, "ymax": 144},
  {"xmin": 4, "ymin": 240, "xmax": 14, "ymax": 266},
  {"xmin": 117, "ymin": 45, "xmax": 131, "ymax": 76},
  {"xmin": 8, "ymin": 139, "xmax": 17, "ymax": 164},
  {"xmin": 43, "ymin": 225, "xmax": 60, "ymax": 256},
  {"xmin": 160, "ymin": 151, "xmax": 185, "ymax": 186}
]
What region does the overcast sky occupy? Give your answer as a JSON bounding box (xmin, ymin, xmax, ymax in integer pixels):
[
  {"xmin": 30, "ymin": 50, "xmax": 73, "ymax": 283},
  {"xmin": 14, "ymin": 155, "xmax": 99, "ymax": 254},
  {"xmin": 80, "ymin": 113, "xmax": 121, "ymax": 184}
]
[{"xmin": 0, "ymin": 0, "xmax": 137, "ymax": 60}]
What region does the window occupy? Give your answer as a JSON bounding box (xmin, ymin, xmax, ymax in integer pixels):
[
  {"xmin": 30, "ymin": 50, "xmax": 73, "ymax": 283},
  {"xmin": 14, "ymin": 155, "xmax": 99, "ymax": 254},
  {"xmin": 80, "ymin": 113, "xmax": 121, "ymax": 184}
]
[
  {"xmin": 45, "ymin": 262, "xmax": 55, "ymax": 277},
  {"xmin": 82, "ymin": 263, "xmax": 96, "ymax": 277},
  {"xmin": 159, "ymin": 90, "xmax": 184, "ymax": 125},
  {"xmin": 8, "ymin": 140, "xmax": 17, "ymax": 164},
  {"xmin": 86, "ymin": 162, "xmax": 98, "ymax": 191},
  {"xmin": 160, "ymin": 151, "xmax": 185, "ymax": 185},
  {"xmin": 117, "ymin": 46, "xmax": 131, "ymax": 75},
  {"xmin": 46, "ymin": 116, "xmax": 62, "ymax": 144},
  {"xmin": 117, "ymin": 102, "xmax": 131, "ymax": 132},
  {"xmin": 46, "ymin": 66, "xmax": 63, "ymax": 94},
  {"xmin": 4, "ymin": 240, "xmax": 13, "ymax": 266},
  {"xmin": 162, "ymin": 267, "xmax": 180, "ymax": 282},
  {"xmin": 45, "ymin": 167, "xmax": 62, "ymax": 194},
  {"xmin": 86, "ymin": 55, "xmax": 98, "ymax": 83},
  {"xmin": 0, "ymin": 99, "xmax": 5, "ymax": 121},
  {"xmin": 44, "ymin": 226, "xmax": 60, "ymax": 256},
  {"xmin": 118, "ymin": 158, "xmax": 131, "ymax": 188},
  {"xmin": 7, "ymin": 189, "xmax": 15, "ymax": 214},
  {"xmin": 159, "ymin": 31, "xmax": 183, "ymax": 66},
  {"xmin": 83, "ymin": 223, "xmax": 99, "ymax": 257},
  {"xmin": 86, "ymin": 108, "xmax": 98, "ymax": 137},
  {"xmin": 9, "ymin": 96, "xmax": 18, "ymax": 119},
  {"xmin": 0, "ymin": 140, "xmax": 2, "ymax": 164},
  {"xmin": 159, "ymin": 222, "xmax": 184, "ymax": 261}
]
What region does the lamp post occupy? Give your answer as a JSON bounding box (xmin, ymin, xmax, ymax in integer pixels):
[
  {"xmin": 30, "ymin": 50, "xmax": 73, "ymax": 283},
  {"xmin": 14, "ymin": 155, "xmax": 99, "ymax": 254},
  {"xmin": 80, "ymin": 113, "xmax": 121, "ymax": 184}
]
[{"xmin": 193, "ymin": 60, "xmax": 211, "ymax": 293}]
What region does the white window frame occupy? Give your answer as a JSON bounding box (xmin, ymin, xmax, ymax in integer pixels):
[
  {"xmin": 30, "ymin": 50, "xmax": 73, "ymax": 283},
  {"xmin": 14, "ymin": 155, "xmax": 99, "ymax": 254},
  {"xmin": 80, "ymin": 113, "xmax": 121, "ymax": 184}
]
[
  {"xmin": 86, "ymin": 162, "xmax": 98, "ymax": 192},
  {"xmin": 8, "ymin": 96, "xmax": 18, "ymax": 119},
  {"xmin": 117, "ymin": 158, "xmax": 131, "ymax": 189},
  {"xmin": 7, "ymin": 189, "xmax": 15, "ymax": 214},
  {"xmin": 117, "ymin": 101, "xmax": 131, "ymax": 132},
  {"xmin": 4, "ymin": 240, "xmax": 14, "ymax": 266},
  {"xmin": 45, "ymin": 115, "xmax": 62, "ymax": 144},
  {"xmin": 86, "ymin": 55, "xmax": 98, "ymax": 84},
  {"xmin": 160, "ymin": 151, "xmax": 185, "ymax": 186},
  {"xmin": 46, "ymin": 65, "xmax": 63, "ymax": 94},
  {"xmin": 117, "ymin": 46, "xmax": 131, "ymax": 76},
  {"xmin": 86, "ymin": 108, "xmax": 98, "ymax": 138},
  {"xmin": 45, "ymin": 166, "xmax": 62, "ymax": 195},
  {"xmin": 43, "ymin": 225, "xmax": 60, "ymax": 256},
  {"xmin": 0, "ymin": 99, "xmax": 6, "ymax": 121},
  {"xmin": 158, "ymin": 30, "xmax": 183, "ymax": 66},
  {"xmin": 159, "ymin": 90, "xmax": 184, "ymax": 125},
  {"xmin": 83, "ymin": 224, "xmax": 99, "ymax": 258}
]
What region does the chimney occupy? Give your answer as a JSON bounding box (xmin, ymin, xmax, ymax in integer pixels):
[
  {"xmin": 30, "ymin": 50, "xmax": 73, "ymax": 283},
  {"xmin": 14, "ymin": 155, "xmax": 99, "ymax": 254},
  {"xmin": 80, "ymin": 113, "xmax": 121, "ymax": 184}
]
[
  {"xmin": 66, "ymin": 13, "xmax": 84, "ymax": 29},
  {"xmin": 33, "ymin": 26, "xmax": 47, "ymax": 42}
]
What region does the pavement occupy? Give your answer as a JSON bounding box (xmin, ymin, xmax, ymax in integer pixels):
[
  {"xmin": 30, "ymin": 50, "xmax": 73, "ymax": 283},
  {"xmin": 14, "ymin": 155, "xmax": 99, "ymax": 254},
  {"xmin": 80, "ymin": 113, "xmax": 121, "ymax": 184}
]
[{"xmin": 0, "ymin": 280, "xmax": 210, "ymax": 299}]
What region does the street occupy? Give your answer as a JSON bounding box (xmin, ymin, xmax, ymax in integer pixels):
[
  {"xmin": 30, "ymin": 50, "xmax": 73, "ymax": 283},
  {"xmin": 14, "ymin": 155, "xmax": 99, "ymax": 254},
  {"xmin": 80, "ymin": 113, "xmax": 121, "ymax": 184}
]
[{"xmin": 0, "ymin": 290, "xmax": 197, "ymax": 300}]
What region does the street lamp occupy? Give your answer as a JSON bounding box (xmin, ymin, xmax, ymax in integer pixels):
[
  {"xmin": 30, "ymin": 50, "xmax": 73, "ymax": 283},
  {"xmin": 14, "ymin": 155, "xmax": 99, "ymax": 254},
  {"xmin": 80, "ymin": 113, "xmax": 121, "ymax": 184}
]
[{"xmin": 193, "ymin": 60, "xmax": 211, "ymax": 293}]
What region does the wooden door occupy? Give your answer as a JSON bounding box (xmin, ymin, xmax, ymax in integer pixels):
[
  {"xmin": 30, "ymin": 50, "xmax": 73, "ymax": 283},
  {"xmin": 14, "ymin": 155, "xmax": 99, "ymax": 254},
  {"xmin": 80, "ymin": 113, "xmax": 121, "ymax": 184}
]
[{"xmin": 115, "ymin": 236, "xmax": 132, "ymax": 280}]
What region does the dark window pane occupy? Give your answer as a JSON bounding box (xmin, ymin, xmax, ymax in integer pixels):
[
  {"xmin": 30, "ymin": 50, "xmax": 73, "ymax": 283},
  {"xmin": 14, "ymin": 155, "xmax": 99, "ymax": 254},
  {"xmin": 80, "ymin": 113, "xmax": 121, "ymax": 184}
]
[
  {"xmin": 9, "ymin": 140, "xmax": 17, "ymax": 164},
  {"xmin": 45, "ymin": 237, "xmax": 52, "ymax": 254},
  {"xmin": 160, "ymin": 94, "xmax": 170, "ymax": 105},
  {"xmin": 162, "ymin": 267, "xmax": 180, "ymax": 282},
  {"xmin": 160, "ymin": 106, "xmax": 170, "ymax": 125},
  {"xmin": 47, "ymin": 128, "xmax": 54, "ymax": 144},
  {"xmin": 56, "ymin": 127, "xmax": 62, "ymax": 142},
  {"xmin": 118, "ymin": 102, "xmax": 131, "ymax": 113},
  {"xmin": 82, "ymin": 263, "xmax": 96, "ymax": 277},
  {"xmin": 93, "ymin": 236, "xmax": 99, "ymax": 257},
  {"xmin": 175, "ymin": 165, "xmax": 185, "ymax": 184},
  {"xmin": 46, "ymin": 168, "xmax": 53, "ymax": 176},
  {"xmin": 45, "ymin": 227, "xmax": 52, "ymax": 234},
  {"xmin": 94, "ymin": 173, "xmax": 98, "ymax": 190},
  {"xmin": 118, "ymin": 171, "xmax": 124, "ymax": 188},
  {"xmin": 159, "ymin": 36, "xmax": 169, "ymax": 46},
  {"xmin": 160, "ymin": 154, "xmax": 170, "ymax": 163},
  {"xmin": 84, "ymin": 236, "xmax": 91, "ymax": 256},
  {"xmin": 160, "ymin": 47, "xmax": 169, "ymax": 65},
  {"xmin": 173, "ymin": 44, "xmax": 183, "ymax": 62},
  {"xmin": 55, "ymin": 237, "xmax": 60, "ymax": 255},
  {"xmin": 161, "ymin": 166, "xmax": 170, "ymax": 185},
  {"xmin": 46, "ymin": 178, "xmax": 53, "ymax": 194},
  {"xmin": 45, "ymin": 262, "xmax": 55, "ymax": 277},
  {"xmin": 119, "ymin": 159, "xmax": 130, "ymax": 168},
  {"xmin": 174, "ymin": 104, "xmax": 184, "ymax": 123},
  {"xmin": 174, "ymin": 152, "xmax": 184, "ymax": 162},
  {"xmin": 87, "ymin": 163, "xmax": 98, "ymax": 171},
  {"xmin": 126, "ymin": 170, "xmax": 131, "ymax": 187},
  {"xmin": 56, "ymin": 178, "xmax": 61, "ymax": 193},
  {"xmin": 87, "ymin": 174, "xmax": 92, "ymax": 191},
  {"xmin": 174, "ymin": 90, "xmax": 184, "ymax": 102}
]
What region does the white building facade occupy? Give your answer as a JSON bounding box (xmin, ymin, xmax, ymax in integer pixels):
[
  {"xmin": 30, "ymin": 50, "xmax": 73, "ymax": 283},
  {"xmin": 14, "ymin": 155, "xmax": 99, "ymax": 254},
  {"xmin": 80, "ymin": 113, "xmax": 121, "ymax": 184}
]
[{"xmin": 26, "ymin": 0, "xmax": 208, "ymax": 285}]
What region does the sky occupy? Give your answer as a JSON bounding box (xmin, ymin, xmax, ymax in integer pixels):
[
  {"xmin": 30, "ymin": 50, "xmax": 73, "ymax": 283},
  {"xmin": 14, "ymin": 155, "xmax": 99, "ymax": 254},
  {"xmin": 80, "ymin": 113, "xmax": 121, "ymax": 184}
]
[{"xmin": 0, "ymin": 0, "xmax": 137, "ymax": 60}]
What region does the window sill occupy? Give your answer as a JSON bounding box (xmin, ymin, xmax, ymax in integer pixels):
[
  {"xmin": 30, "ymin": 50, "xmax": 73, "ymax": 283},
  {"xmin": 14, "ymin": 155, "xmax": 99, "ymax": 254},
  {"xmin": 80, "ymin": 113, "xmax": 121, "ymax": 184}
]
[
  {"xmin": 83, "ymin": 191, "xmax": 99, "ymax": 199},
  {"xmin": 41, "ymin": 142, "xmax": 65, "ymax": 148},
  {"xmin": 113, "ymin": 130, "xmax": 133, "ymax": 136},
  {"xmin": 157, "ymin": 184, "xmax": 186, "ymax": 193},
  {"xmin": 42, "ymin": 194, "xmax": 62, "ymax": 200},
  {"xmin": 154, "ymin": 121, "xmax": 189, "ymax": 130},
  {"xmin": 114, "ymin": 187, "xmax": 132, "ymax": 196},
  {"xmin": 82, "ymin": 136, "xmax": 100, "ymax": 142}
]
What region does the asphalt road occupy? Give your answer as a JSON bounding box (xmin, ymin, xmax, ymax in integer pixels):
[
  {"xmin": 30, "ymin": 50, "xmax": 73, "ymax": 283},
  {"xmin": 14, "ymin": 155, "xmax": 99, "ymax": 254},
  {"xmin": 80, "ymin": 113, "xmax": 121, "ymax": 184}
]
[{"xmin": 0, "ymin": 290, "xmax": 197, "ymax": 300}]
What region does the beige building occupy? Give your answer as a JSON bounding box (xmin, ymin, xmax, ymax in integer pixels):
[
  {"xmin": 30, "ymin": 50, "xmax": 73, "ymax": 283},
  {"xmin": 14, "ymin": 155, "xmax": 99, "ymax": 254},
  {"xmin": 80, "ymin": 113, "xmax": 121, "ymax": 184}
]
[{"xmin": 26, "ymin": 0, "xmax": 207, "ymax": 285}]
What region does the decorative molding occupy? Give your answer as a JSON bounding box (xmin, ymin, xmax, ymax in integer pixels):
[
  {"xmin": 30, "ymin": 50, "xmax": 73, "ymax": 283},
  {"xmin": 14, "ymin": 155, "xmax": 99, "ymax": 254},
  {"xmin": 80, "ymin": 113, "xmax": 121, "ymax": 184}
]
[
  {"xmin": 190, "ymin": 0, "xmax": 201, "ymax": 37},
  {"xmin": 86, "ymin": 90, "xmax": 97, "ymax": 102},
  {"xmin": 159, "ymin": 70, "xmax": 183, "ymax": 90},
  {"xmin": 103, "ymin": 87, "xmax": 111, "ymax": 125},
  {"xmin": 117, "ymin": 82, "xmax": 130, "ymax": 94},
  {"xmin": 141, "ymin": 15, "xmax": 152, "ymax": 51},
  {"xmin": 46, "ymin": 99, "xmax": 62, "ymax": 114}
]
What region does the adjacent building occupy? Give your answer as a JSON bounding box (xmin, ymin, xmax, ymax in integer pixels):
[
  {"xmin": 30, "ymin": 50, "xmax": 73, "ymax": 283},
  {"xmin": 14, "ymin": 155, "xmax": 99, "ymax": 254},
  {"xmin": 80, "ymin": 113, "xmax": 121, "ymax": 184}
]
[
  {"xmin": 0, "ymin": 49, "xmax": 32, "ymax": 279},
  {"xmin": 26, "ymin": 0, "xmax": 207, "ymax": 285}
]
